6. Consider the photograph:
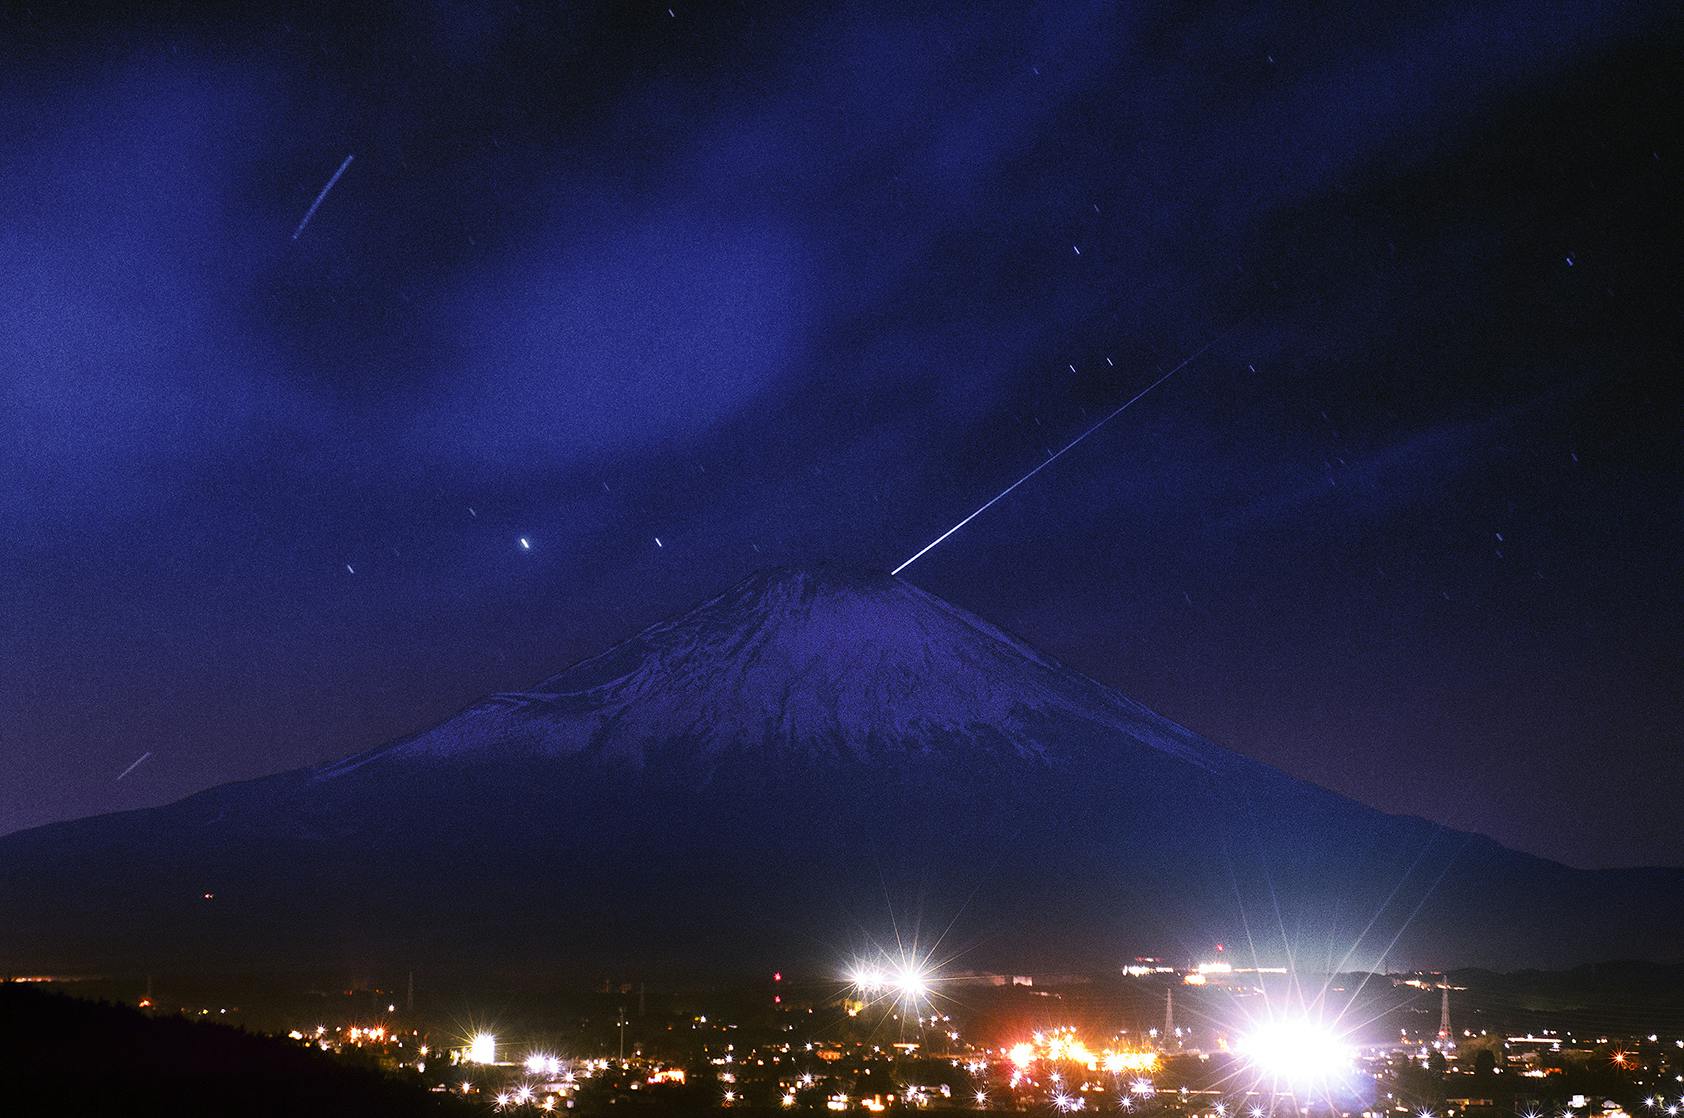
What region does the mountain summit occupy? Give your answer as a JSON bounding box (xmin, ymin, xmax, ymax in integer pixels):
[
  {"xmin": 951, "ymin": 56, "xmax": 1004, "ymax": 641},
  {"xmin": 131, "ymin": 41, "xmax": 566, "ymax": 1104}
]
[
  {"xmin": 324, "ymin": 565, "xmax": 1235, "ymax": 778},
  {"xmin": 1, "ymin": 566, "xmax": 1679, "ymax": 976}
]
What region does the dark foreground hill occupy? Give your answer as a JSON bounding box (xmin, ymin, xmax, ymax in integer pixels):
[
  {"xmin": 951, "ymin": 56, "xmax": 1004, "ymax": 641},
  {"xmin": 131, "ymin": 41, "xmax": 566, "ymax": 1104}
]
[
  {"xmin": 1, "ymin": 566, "xmax": 1679, "ymax": 978},
  {"xmin": 0, "ymin": 983, "xmax": 467, "ymax": 1117}
]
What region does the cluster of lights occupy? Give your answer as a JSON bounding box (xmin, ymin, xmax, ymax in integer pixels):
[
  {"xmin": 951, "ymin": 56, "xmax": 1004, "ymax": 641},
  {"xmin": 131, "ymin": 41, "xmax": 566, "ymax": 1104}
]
[
  {"xmin": 493, "ymin": 1087, "xmax": 561, "ymax": 1112},
  {"xmin": 525, "ymin": 1053, "xmax": 563, "ymax": 1076},
  {"xmin": 1005, "ymin": 1028, "xmax": 1160, "ymax": 1075},
  {"xmin": 846, "ymin": 951, "xmax": 938, "ymax": 1010}
]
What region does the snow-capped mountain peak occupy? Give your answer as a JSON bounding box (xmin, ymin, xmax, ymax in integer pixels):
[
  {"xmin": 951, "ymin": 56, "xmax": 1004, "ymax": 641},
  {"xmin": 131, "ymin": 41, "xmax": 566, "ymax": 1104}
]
[{"xmin": 320, "ymin": 565, "xmax": 1235, "ymax": 776}]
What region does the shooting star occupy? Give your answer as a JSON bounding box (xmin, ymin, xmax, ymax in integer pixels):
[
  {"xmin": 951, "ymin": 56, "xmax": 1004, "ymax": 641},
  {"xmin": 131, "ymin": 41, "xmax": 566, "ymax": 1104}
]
[
  {"xmin": 115, "ymin": 751, "xmax": 154, "ymax": 782},
  {"xmin": 290, "ymin": 153, "xmax": 355, "ymax": 241},
  {"xmin": 892, "ymin": 332, "xmax": 1229, "ymax": 576}
]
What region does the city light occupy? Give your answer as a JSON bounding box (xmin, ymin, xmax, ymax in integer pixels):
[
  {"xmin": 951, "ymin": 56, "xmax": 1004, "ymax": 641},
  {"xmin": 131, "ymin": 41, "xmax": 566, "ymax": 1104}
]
[
  {"xmin": 849, "ymin": 963, "xmax": 888, "ymax": 994},
  {"xmin": 123, "ymin": 957, "xmax": 1680, "ymax": 1117},
  {"xmin": 844, "ymin": 948, "xmax": 940, "ymax": 1010},
  {"xmin": 1004, "ymin": 1029, "xmax": 1159, "ymax": 1075},
  {"xmin": 1236, "ymin": 1017, "xmax": 1354, "ymax": 1091},
  {"xmin": 1103, "ymin": 1051, "xmax": 1160, "ymax": 1074}
]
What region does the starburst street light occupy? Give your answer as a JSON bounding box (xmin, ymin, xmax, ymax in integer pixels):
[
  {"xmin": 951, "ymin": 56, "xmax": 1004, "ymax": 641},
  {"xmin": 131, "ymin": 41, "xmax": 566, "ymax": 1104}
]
[
  {"xmin": 1236, "ymin": 1017, "xmax": 1355, "ymax": 1093},
  {"xmin": 845, "ymin": 947, "xmax": 941, "ymax": 1011}
]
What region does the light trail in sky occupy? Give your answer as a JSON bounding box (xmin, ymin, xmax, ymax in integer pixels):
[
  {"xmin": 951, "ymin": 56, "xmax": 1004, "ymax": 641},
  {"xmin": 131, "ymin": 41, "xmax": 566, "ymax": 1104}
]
[
  {"xmin": 892, "ymin": 333, "xmax": 1228, "ymax": 576},
  {"xmin": 290, "ymin": 153, "xmax": 355, "ymax": 241},
  {"xmin": 114, "ymin": 751, "xmax": 154, "ymax": 782}
]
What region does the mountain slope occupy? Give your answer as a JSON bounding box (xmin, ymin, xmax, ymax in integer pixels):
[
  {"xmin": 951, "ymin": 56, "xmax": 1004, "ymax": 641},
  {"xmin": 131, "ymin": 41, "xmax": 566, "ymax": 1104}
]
[
  {"xmin": 324, "ymin": 565, "xmax": 1242, "ymax": 778},
  {"xmin": 1, "ymin": 565, "xmax": 1677, "ymax": 977}
]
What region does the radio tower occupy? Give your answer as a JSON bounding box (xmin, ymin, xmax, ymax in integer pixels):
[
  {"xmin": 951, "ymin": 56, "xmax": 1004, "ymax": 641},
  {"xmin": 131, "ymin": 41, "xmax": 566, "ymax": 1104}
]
[
  {"xmin": 1437, "ymin": 984, "xmax": 1453, "ymax": 1047},
  {"xmin": 1163, "ymin": 986, "xmax": 1177, "ymax": 1050}
]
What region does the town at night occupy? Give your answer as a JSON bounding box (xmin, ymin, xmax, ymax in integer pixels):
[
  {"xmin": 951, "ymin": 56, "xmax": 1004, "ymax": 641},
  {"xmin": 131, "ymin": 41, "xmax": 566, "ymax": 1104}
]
[{"xmin": 9, "ymin": 954, "xmax": 1684, "ymax": 1116}]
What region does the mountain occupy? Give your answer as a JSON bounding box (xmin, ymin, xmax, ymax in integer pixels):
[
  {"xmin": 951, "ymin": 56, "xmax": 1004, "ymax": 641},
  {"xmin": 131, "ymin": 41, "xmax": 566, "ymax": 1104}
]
[{"xmin": 2, "ymin": 565, "xmax": 1677, "ymax": 978}]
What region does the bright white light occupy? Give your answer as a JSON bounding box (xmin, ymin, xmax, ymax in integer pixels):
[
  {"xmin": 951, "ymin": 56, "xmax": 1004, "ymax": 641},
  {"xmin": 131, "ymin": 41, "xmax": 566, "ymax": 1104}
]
[
  {"xmin": 975, "ymin": 1091, "xmax": 989, "ymax": 1107},
  {"xmin": 846, "ymin": 950, "xmax": 937, "ymax": 1009},
  {"xmin": 1053, "ymin": 1091, "xmax": 1085, "ymax": 1112},
  {"xmin": 850, "ymin": 963, "xmax": 887, "ymax": 994},
  {"xmin": 468, "ymin": 1032, "xmax": 497, "ymax": 1065},
  {"xmin": 896, "ymin": 962, "xmax": 929, "ymax": 999},
  {"xmin": 1237, "ymin": 1019, "xmax": 1353, "ymax": 1090},
  {"xmin": 527, "ymin": 1054, "xmax": 563, "ymax": 1076}
]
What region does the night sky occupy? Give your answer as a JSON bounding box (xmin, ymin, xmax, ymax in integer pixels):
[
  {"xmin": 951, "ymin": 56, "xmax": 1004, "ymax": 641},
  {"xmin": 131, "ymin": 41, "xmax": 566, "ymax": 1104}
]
[{"xmin": 3, "ymin": 2, "xmax": 1678, "ymax": 869}]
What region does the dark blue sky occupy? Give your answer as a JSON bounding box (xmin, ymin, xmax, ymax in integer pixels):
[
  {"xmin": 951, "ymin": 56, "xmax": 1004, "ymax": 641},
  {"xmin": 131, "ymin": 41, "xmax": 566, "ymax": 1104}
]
[{"xmin": 2, "ymin": 1, "xmax": 1678, "ymax": 867}]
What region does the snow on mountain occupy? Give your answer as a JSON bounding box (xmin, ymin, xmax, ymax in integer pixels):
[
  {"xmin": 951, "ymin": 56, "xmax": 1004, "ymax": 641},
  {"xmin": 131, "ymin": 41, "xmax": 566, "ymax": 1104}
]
[{"xmin": 318, "ymin": 565, "xmax": 1241, "ymax": 779}]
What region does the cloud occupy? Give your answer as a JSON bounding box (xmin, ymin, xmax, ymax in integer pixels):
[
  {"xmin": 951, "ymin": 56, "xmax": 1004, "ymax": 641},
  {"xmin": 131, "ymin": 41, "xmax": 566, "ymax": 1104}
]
[
  {"xmin": 420, "ymin": 207, "xmax": 811, "ymax": 470},
  {"xmin": 0, "ymin": 59, "xmax": 306, "ymax": 543}
]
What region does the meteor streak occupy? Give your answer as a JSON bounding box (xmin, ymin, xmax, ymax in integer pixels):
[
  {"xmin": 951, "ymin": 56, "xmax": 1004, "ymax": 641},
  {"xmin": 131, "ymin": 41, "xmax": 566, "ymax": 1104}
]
[
  {"xmin": 290, "ymin": 153, "xmax": 355, "ymax": 241},
  {"xmin": 892, "ymin": 333, "xmax": 1227, "ymax": 575},
  {"xmin": 115, "ymin": 751, "xmax": 154, "ymax": 781}
]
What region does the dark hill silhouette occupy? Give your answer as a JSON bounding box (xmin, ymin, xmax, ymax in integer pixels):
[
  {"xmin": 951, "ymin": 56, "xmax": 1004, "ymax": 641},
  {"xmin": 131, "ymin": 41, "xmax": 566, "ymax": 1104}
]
[{"xmin": 0, "ymin": 983, "xmax": 468, "ymax": 1117}]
